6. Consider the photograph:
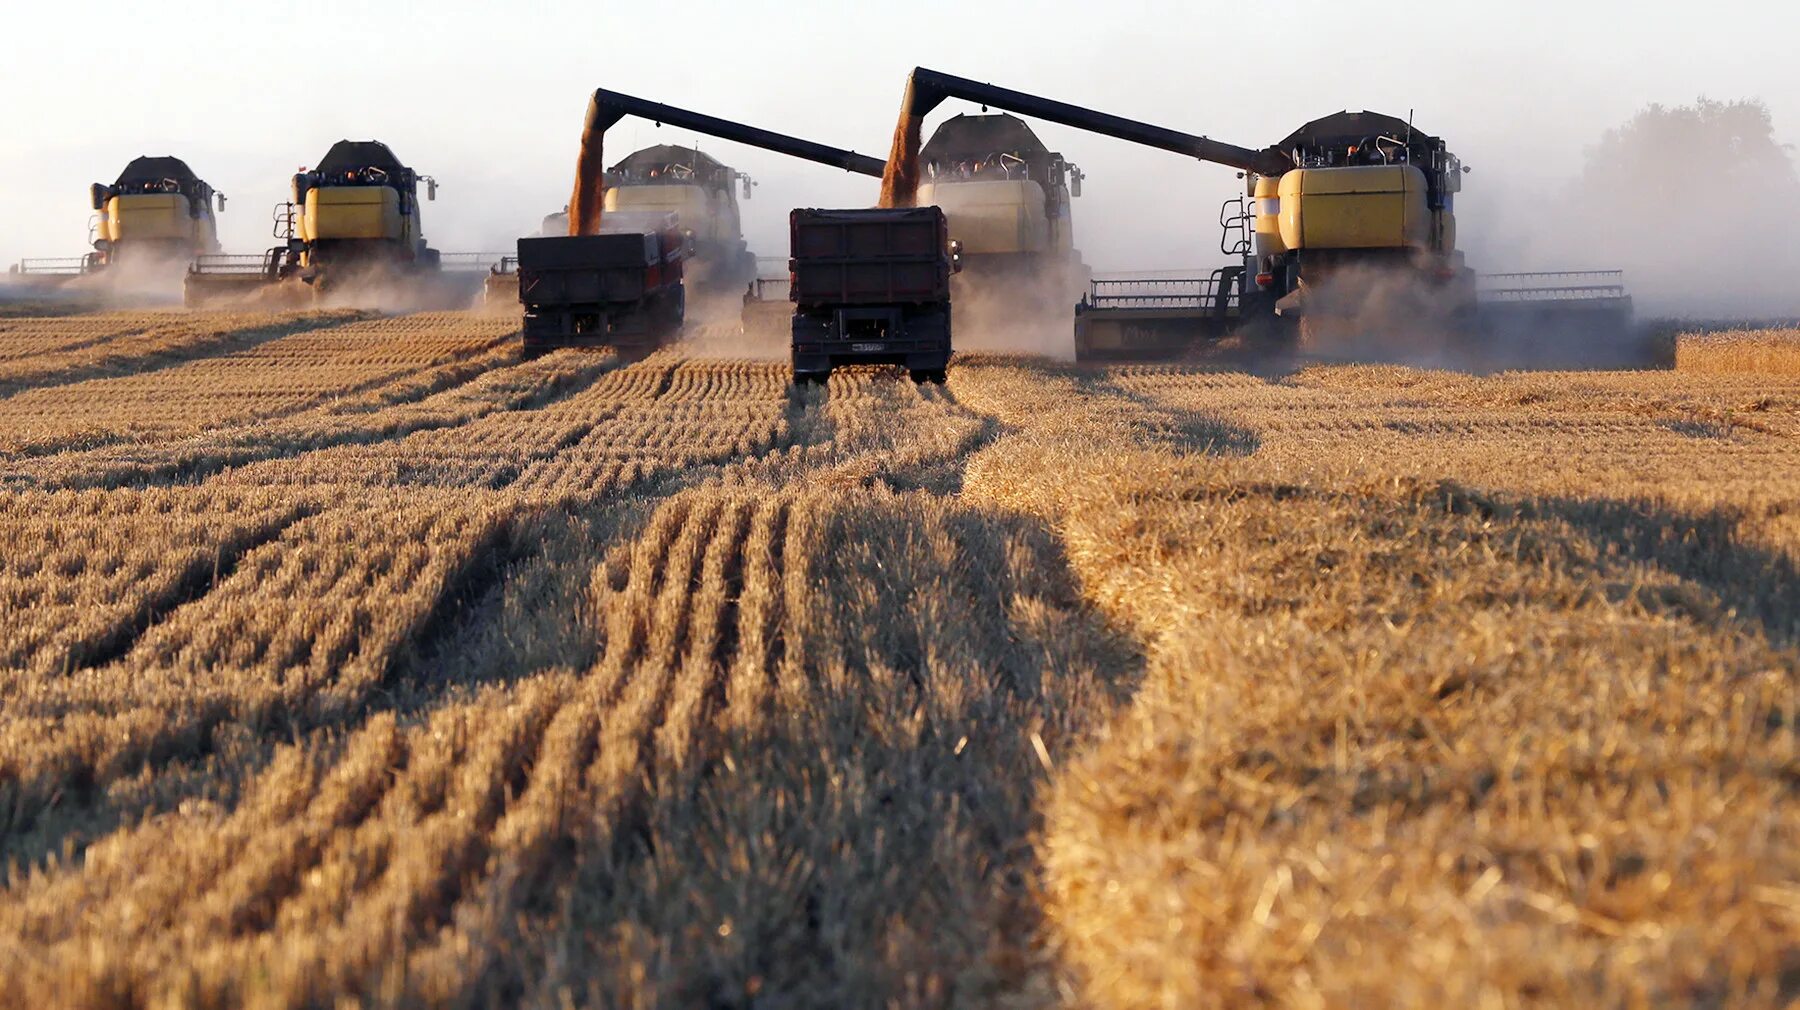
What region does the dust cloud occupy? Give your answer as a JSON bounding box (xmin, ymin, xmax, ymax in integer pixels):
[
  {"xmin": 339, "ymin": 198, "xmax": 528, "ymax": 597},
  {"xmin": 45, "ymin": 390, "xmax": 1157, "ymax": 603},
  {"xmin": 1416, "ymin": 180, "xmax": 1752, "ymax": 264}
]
[
  {"xmin": 1506, "ymin": 98, "xmax": 1800, "ymax": 319},
  {"xmin": 1288, "ymin": 263, "xmax": 1657, "ymax": 372},
  {"xmin": 949, "ymin": 260, "xmax": 1086, "ymax": 359}
]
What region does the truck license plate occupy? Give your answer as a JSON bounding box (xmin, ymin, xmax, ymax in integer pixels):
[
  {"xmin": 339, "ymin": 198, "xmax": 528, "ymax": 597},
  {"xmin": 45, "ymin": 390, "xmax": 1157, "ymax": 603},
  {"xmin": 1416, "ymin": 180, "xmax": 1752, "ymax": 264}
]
[{"xmin": 850, "ymin": 342, "xmax": 885, "ymax": 353}]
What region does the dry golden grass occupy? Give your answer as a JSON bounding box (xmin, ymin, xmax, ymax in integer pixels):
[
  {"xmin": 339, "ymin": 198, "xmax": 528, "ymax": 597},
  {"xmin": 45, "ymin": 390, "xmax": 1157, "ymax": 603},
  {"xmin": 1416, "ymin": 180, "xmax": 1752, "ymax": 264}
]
[
  {"xmin": 0, "ymin": 314, "xmax": 1794, "ymax": 1007},
  {"xmin": 1677, "ymin": 327, "xmax": 1800, "ymax": 376}
]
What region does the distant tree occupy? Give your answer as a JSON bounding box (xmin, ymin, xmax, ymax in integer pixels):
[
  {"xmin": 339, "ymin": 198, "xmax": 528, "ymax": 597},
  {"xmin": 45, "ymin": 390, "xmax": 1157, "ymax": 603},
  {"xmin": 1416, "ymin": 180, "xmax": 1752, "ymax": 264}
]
[
  {"xmin": 1569, "ymin": 99, "xmax": 1799, "ymax": 315},
  {"xmin": 1579, "ymin": 97, "xmax": 1798, "ymax": 195}
]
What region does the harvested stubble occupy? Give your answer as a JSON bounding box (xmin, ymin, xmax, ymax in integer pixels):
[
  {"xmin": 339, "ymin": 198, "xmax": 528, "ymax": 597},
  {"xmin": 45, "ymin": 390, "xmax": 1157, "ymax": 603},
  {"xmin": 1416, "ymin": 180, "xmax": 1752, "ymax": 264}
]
[
  {"xmin": 0, "ymin": 314, "xmax": 1794, "ymax": 1008},
  {"xmin": 0, "ymin": 311, "xmax": 518, "ymax": 455},
  {"xmin": 0, "ymin": 309, "xmax": 364, "ymax": 396}
]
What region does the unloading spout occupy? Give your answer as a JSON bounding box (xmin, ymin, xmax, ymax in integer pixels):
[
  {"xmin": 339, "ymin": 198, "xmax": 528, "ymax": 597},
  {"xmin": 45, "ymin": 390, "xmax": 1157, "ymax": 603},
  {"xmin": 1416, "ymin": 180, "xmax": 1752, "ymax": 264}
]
[
  {"xmin": 879, "ymin": 67, "xmax": 1290, "ymax": 207},
  {"xmin": 566, "ymin": 88, "xmax": 887, "ymax": 236}
]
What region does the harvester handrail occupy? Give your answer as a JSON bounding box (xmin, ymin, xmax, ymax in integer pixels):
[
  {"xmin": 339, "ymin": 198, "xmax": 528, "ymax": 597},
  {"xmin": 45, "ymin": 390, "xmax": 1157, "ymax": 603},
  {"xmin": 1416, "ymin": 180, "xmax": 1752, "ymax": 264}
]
[
  {"xmin": 1478, "ymin": 270, "xmax": 1629, "ymax": 303},
  {"xmin": 438, "ymin": 252, "xmax": 514, "ymax": 271},
  {"xmin": 1479, "ymin": 270, "xmax": 1625, "ymax": 285},
  {"xmin": 1085, "ymin": 275, "xmax": 1236, "ymax": 310},
  {"xmin": 190, "ymin": 253, "xmax": 276, "ymax": 275},
  {"xmin": 13, "ymin": 257, "xmax": 90, "ymax": 276},
  {"xmin": 1479, "ymin": 285, "xmax": 1630, "ymax": 302}
]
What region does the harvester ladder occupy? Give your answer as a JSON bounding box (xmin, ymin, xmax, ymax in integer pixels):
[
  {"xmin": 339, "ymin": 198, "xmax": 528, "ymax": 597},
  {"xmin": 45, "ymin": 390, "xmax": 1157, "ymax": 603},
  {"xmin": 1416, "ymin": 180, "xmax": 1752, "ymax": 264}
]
[
  {"xmin": 272, "ymin": 202, "xmax": 297, "ymax": 241},
  {"xmin": 1218, "ymin": 196, "xmax": 1251, "ymax": 257}
]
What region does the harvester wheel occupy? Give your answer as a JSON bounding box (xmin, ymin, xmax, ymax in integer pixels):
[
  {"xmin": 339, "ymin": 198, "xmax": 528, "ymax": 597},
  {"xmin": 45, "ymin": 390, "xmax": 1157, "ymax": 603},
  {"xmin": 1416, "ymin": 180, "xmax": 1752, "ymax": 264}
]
[
  {"xmin": 794, "ymin": 370, "xmax": 829, "ymax": 387},
  {"xmin": 909, "ymin": 369, "xmax": 947, "ymax": 385}
]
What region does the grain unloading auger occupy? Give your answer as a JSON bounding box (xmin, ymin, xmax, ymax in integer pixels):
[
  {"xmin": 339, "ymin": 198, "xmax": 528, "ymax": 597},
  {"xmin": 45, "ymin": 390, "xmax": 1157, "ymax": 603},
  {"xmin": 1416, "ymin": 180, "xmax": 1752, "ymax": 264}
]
[
  {"xmin": 516, "ymin": 88, "xmax": 887, "ymax": 354},
  {"xmin": 882, "ymin": 68, "xmax": 1640, "ymax": 365},
  {"xmin": 7, "ymin": 157, "xmax": 225, "ymax": 292}
]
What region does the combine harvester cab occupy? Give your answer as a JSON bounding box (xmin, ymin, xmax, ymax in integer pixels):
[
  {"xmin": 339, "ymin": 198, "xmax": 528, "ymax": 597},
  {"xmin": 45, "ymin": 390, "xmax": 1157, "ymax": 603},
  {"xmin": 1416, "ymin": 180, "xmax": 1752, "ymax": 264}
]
[
  {"xmin": 187, "ymin": 140, "xmax": 475, "ymax": 307},
  {"xmin": 517, "ymin": 213, "xmax": 689, "ymax": 356},
  {"xmin": 294, "ymin": 141, "xmax": 440, "ymax": 284},
  {"xmin": 9, "ymin": 156, "xmax": 225, "ymax": 292},
  {"xmin": 788, "ymin": 207, "xmax": 959, "ymax": 384},
  {"xmin": 91, "ymin": 156, "xmax": 226, "ymax": 270}
]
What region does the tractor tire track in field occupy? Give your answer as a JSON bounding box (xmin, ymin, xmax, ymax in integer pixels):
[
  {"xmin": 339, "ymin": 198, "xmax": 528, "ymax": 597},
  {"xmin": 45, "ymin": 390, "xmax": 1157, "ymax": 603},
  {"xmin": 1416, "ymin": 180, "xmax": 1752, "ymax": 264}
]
[
  {"xmin": 0, "ymin": 342, "xmax": 605, "ymax": 492},
  {"xmin": 477, "ymin": 480, "xmax": 1144, "ymax": 1005},
  {"xmin": 385, "ymin": 375, "xmax": 1129, "ymax": 1003}
]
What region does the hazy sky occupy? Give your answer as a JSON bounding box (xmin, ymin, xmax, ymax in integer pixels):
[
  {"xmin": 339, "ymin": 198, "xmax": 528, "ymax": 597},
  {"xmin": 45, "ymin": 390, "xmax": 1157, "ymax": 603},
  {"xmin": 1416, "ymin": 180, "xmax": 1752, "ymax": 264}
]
[{"xmin": 4, "ymin": 0, "xmax": 1797, "ymax": 274}]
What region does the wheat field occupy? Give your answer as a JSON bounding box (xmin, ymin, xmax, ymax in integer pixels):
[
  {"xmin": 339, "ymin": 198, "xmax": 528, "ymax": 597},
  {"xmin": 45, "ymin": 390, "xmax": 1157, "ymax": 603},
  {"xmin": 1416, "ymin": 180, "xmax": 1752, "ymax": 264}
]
[{"xmin": 0, "ymin": 310, "xmax": 1795, "ymax": 1008}]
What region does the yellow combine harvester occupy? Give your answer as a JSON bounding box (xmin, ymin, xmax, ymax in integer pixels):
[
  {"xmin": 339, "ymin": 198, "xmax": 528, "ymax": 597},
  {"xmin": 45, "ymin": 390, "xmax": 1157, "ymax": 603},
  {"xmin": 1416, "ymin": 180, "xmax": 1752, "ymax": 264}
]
[
  {"xmin": 7, "ymin": 156, "xmax": 225, "ymax": 286},
  {"xmin": 882, "ymin": 69, "xmax": 1639, "ymax": 365},
  {"xmin": 186, "ymin": 140, "xmax": 483, "ymax": 307}
]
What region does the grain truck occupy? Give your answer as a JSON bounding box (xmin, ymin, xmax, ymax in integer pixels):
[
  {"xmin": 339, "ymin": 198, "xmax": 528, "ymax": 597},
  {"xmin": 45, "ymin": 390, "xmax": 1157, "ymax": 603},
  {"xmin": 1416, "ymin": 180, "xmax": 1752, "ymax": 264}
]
[
  {"xmin": 788, "ymin": 206, "xmax": 959, "ymax": 384},
  {"xmin": 517, "ymin": 213, "xmax": 689, "ymax": 354}
]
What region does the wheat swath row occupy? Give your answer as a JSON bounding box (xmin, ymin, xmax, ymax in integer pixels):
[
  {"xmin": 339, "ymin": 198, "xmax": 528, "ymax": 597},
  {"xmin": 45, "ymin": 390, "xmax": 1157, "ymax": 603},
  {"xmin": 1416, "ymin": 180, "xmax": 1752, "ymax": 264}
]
[{"xmin": 0, "ymin": 312, "xmax": 520, "ymax": 455}]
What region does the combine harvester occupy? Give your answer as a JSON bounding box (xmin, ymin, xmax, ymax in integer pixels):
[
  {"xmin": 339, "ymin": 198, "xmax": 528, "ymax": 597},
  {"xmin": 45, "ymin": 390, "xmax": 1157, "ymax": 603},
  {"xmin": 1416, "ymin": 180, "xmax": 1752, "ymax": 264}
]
[
  {"xmin": 879, "ymin": 68, "xmax": 1642, "ymax": 366},
  {"xmin": 486, "ymin": 145, "xmax": 759, "ymax": 306},
  {"xmin": 7, "ymin": 156, "xmax": 226, "ymax": 290},
  {"xmin": 185, "ymin": 141, "xmax": 499, "ymax": 308}
]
